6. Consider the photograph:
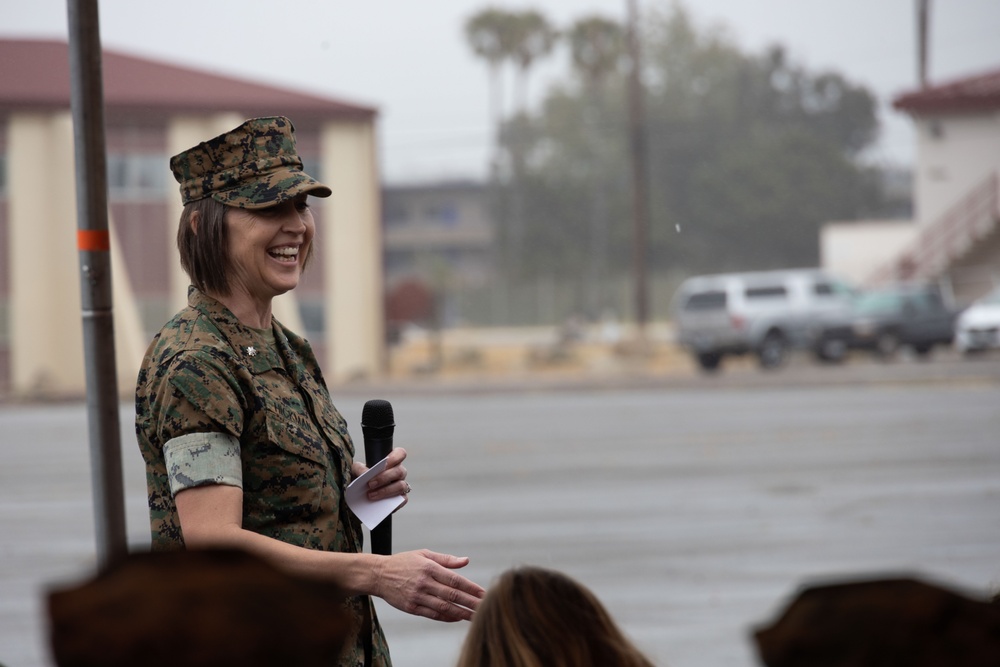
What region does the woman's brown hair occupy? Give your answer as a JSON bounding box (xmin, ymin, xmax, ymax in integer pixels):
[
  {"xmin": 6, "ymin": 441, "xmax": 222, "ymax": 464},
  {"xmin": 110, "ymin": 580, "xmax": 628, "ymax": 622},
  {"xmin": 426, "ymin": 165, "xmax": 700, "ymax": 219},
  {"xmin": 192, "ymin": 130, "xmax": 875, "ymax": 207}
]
[
  {"xmin": 455, "ymin": 566, "xmax": 656, "ymax": 667},
  {"xmin": 177, "ymin": 197, "xmax": 233, "ymax": 296}
]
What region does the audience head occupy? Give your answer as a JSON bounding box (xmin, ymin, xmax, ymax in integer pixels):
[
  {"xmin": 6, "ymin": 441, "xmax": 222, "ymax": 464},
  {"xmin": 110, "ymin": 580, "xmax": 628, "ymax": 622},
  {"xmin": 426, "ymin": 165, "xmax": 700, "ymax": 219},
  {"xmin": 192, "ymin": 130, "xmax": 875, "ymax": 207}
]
[{"xmin": 456, "ymin": 565, "xmax": 655, "ymax": 667}]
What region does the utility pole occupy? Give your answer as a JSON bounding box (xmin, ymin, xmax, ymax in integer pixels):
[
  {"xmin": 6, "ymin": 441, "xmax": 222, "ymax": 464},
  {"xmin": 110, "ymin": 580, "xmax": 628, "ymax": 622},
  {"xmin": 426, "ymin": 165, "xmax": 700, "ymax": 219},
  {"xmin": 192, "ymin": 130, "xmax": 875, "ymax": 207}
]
[
  {"xmin": 917, "ymin": 0, "xmax": 930, "ymax": 88},
  {"xmin": 67, "ymin": 0, "xmax": 128, "ymax": 569},
  {"xmin": 625, "ymin": 0, "xmax": 650, "ymax": 337}
]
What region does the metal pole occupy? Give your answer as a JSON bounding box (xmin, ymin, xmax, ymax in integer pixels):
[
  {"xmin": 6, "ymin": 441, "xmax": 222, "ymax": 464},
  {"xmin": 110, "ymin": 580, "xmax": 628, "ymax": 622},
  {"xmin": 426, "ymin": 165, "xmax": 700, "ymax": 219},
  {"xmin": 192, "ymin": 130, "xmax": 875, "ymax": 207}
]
[
  {"xmin": 66, "ymin": 0, "xmax": 128, "ymax": 568},
  {"xmin": 626, "ymin": 0, "xmax": 650, "ymax": 336},
  {"xmin": 917, "ymin": 0, "xmax": 931, "ymax": 88}
]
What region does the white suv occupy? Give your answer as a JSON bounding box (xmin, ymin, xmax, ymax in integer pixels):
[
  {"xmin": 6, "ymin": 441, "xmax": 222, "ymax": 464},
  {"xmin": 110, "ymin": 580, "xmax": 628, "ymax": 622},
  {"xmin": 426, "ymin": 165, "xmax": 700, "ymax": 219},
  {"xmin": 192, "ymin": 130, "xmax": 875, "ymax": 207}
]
[
  {"xmin": 954, "ymin": 285, "xmax": 1000, "ymax": 354},
  {"xmin": 672, "ymin": 268, "xmax": 856, "ymax": 371}
]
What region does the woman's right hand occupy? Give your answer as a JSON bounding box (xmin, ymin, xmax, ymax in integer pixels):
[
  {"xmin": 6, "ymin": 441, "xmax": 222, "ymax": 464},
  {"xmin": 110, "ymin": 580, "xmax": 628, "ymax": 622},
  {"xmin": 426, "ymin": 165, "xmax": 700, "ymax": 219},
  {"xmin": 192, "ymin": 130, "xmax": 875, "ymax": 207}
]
[{"xmin": 373, "ymin": 549, "xmax": 485, "ymax": 622}]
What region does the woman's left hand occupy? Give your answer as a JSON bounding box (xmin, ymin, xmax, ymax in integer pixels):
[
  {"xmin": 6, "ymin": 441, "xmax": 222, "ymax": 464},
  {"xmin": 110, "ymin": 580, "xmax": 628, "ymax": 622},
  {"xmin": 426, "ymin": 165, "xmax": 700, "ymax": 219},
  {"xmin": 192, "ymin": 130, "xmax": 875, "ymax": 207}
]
[
  {"xmin": 373, "ymin": 549, "xmax": 484, "ymax": 621},
  {"xmin": 352, "ymin": 447, "xmax": 409, "ymax": 505}
]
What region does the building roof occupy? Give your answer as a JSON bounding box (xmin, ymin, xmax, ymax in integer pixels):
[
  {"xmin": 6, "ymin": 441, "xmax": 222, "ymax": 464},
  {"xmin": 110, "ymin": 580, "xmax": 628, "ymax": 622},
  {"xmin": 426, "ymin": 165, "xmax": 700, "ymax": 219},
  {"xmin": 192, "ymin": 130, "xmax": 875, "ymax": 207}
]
[
  {"xmin": 0, "ymin": 38, "xmax": 376, "ymax": 120},
  {"xmin": 893, "ymin": 67, "xmax": 1000, "ymax": 115}
]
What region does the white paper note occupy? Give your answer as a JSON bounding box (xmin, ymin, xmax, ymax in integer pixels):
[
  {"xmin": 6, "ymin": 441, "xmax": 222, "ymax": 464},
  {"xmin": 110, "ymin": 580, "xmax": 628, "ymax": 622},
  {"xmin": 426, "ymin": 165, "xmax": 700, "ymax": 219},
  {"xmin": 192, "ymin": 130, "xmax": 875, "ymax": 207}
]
[{"xmin": 345, "ymin": 456, "xmax": 406, "ymax": 530}]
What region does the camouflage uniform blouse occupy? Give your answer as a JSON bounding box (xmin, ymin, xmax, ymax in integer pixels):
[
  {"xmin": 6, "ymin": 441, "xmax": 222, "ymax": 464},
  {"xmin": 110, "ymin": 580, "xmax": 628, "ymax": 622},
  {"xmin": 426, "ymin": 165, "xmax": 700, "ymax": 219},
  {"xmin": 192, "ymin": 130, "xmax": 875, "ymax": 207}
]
[{"xmin": 135, "ymin": 287, "xmax": 391, "ymax": 667}]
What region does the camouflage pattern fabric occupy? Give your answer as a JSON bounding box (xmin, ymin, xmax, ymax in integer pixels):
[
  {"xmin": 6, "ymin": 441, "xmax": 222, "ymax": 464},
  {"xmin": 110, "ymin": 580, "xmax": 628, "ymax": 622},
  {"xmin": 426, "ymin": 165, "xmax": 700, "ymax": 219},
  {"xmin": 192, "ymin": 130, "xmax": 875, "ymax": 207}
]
[
  {"xmin": 163, "ymin": 431, "xmax": 243, "ymax": 495},
  {"xmin": 169, "ymin": 116, "xmax": 332, "ymax": 209},
  {"xmin": 135, "ymin": 287, "xmax": 391, "ymax": 667}
]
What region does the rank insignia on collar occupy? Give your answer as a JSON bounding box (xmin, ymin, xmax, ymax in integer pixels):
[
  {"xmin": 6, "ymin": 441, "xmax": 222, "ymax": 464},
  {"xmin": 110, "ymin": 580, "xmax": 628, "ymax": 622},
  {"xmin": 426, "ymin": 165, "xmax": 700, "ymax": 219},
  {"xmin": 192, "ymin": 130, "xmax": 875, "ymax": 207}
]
[{"xmin": 247, "ymin": 346, "xmax": 257, "ymax": 357}]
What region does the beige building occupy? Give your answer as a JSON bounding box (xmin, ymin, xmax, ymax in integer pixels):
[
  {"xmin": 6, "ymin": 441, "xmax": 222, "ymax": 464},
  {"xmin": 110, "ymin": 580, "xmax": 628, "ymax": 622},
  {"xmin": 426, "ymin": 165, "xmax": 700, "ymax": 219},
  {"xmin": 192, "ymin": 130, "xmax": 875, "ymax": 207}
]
[
  {"xmin": 822, "ymin": 67, "xmax": 1000, "ymax": 304},
  {"xmin": 382, "ymin": 180, "xmax": 495, "ymax": 330},
  {"xmin": 0, "ymin": 39, "xmax": 385, "ymax": 398}
]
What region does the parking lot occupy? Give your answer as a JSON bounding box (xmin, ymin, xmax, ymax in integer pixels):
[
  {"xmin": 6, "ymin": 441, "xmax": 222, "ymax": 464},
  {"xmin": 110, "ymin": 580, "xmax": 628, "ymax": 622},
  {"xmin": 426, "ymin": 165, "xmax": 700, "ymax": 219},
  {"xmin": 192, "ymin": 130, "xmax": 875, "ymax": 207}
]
[{"xmin": 2, "ymin": 353, "xmax": 999, "ymax": 667}]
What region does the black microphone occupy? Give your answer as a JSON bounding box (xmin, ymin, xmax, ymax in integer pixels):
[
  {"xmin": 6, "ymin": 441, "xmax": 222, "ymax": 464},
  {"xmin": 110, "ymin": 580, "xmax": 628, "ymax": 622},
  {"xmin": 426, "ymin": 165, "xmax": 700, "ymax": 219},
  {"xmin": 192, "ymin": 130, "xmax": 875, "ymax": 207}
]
[{"xmin": 361, "ymin": 399, "xmax": 395, "ymax": 556}]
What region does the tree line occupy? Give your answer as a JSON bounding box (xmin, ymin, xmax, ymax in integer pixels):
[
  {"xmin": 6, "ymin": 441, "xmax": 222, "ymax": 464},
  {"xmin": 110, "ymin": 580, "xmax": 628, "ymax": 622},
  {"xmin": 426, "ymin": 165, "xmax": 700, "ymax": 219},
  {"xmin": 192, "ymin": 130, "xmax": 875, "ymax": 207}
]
[{"xmin": 463, "ymin": 2, "xmax": 908, "ymax": 322}]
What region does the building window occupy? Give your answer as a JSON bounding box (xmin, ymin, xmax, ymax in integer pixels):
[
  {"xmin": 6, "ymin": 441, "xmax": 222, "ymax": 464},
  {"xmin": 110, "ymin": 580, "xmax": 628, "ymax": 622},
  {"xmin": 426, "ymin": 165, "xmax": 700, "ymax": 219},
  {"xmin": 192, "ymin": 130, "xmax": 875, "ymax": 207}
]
[
  {"xmin": 107, "ymin": 153, "xmax": 168, "ymax": 199},
  {"xmin": 385, "ymin": 249, "xmax": 414, "ymax": 274},
  {"xmin": 384, "ymin": 201, "xmax": 409, "ymax": 228},
  {"xmin": 423, "ymin": 202, "xmax": 458, "ymax": 225}
]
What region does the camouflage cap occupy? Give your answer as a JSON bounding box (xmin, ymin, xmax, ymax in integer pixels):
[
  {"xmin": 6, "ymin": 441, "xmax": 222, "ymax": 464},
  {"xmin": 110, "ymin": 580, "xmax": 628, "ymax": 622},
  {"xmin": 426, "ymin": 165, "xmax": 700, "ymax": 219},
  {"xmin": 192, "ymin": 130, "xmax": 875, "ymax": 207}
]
[{"xmin": 169, "ymin": 116, "xmax": 332, "ymax": 209}]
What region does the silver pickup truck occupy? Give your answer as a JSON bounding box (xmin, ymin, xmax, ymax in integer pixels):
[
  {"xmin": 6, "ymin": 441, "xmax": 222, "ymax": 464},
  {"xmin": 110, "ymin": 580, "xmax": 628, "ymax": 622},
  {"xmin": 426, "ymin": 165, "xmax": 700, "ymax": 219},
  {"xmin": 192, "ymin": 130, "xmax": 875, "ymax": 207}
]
[{"xmin": 671, "ymin": 268, "xmax": 857, "ymax": 371}]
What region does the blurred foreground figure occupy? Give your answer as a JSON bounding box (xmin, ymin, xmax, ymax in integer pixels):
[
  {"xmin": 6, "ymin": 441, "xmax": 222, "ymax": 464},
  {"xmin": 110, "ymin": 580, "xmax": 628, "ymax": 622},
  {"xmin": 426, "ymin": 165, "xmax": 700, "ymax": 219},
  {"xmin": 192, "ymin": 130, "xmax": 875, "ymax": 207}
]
[
  {"xmin": 754, "ymin": 576, "xmax": 1000, "ymax": 667},
  {"xmin": 455, "ymin": 565, "xmax": 656, "ymax": 667},
  {"xmin": 48, "ymin": 549, "xmax": 350, "ymax": 667}
]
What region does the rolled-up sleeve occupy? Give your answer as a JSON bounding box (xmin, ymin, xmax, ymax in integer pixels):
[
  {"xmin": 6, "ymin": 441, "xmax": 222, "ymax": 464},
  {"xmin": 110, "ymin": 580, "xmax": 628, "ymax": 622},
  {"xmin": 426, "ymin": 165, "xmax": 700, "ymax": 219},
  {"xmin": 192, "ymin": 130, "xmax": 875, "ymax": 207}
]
[{"xmin": 163, "ymin": 432, "xmax": 242, "ymax": 497}]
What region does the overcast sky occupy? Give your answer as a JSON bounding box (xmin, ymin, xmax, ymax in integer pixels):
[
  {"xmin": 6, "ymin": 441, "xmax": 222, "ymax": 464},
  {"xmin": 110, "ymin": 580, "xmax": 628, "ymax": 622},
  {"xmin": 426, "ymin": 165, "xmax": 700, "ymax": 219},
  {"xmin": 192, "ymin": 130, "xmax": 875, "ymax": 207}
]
[{"xmin": 4, "ymin": 0, "xmax": 999, "ymax": 183}]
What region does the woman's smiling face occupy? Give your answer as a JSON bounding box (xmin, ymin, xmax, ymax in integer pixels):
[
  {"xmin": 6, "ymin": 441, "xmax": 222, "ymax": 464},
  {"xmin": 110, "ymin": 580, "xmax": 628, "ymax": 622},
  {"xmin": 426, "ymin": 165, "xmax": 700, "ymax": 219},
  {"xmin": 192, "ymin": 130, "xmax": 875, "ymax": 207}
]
[{"xmin": 224, "ymin": 193, "xmax": 315, "ymax": 305}]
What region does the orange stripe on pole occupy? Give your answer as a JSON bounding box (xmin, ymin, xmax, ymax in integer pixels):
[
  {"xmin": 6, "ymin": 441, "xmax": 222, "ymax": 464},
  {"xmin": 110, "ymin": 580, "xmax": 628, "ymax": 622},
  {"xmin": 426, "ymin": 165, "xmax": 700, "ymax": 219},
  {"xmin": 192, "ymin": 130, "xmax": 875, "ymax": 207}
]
[{"xmin": 77, "ymin": 229, "xmax": 110, "ymax": 251}]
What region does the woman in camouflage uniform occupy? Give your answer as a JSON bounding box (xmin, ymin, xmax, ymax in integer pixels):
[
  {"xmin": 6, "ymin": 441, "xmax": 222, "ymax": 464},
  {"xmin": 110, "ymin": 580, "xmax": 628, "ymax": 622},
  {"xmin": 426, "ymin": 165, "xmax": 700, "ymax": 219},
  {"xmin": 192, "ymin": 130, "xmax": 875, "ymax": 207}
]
[{"xmin": 135, "ymin": 116, "xmax": 484, "ymax": 667}]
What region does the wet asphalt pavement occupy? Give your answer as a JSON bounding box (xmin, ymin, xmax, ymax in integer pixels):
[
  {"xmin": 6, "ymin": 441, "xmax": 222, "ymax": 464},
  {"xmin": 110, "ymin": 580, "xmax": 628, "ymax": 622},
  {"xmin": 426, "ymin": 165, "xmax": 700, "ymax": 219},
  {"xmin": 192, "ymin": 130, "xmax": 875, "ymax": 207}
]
[{"xmin": 2, "ymin": 352, "xmax": 999, "ymax": 667}]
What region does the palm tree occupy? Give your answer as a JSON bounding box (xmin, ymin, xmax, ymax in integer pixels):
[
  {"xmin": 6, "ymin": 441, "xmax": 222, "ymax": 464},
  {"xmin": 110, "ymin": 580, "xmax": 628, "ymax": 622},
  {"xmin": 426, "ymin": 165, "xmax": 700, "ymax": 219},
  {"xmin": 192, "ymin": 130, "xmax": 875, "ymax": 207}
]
[
  {"xmin": 464, "ymin": 8, "xmax": 558, "ymax": 167},
  {"xmin": 568, "ymin": 16, "xmax": 624, "ymax": 85},
  {"xmin": 490, "ymin": 10, "xmax": 557, "ymax": 312},
  {"xmin": 464, "ymin": 8, "xmax": 518, "ymax": 147},
  {"xmin": 464, "ymin": 8, "xmax": 557, "ymax": 320},
  {"xmin": 508, "ymin": 10, "xmax": 559, "ymax": 114},
  {"xmin": 568, "ymin": 16, "xmax": 625, "ymax": 318},
  {"xmin": 465, "ymin": 8, "xmax": 520, "ymax": 320}
]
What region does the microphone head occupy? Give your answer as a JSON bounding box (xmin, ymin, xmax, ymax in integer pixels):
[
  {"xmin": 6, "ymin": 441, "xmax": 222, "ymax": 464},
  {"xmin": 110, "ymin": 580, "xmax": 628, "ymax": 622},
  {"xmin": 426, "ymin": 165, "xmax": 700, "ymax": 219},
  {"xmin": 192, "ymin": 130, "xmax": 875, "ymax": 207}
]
[{"xmin": 361, "ymin": 399, "xmax": 394, "ymax": 430}]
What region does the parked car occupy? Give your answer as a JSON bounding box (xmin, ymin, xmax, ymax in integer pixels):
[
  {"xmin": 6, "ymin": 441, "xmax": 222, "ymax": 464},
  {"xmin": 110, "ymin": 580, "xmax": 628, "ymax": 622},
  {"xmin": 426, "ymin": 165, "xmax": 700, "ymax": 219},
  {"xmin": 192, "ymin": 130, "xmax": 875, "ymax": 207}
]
[
  {"xmin": 814, "ymin": 283, "xmax": 957, "ymax": 360},
  {"xmin": 672, "ymin": 268, "xmax": 857, "ymax": 371},
  {"xmin": 954, "ymin": 285, "xmax": 1000, "ymax": 354}
]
